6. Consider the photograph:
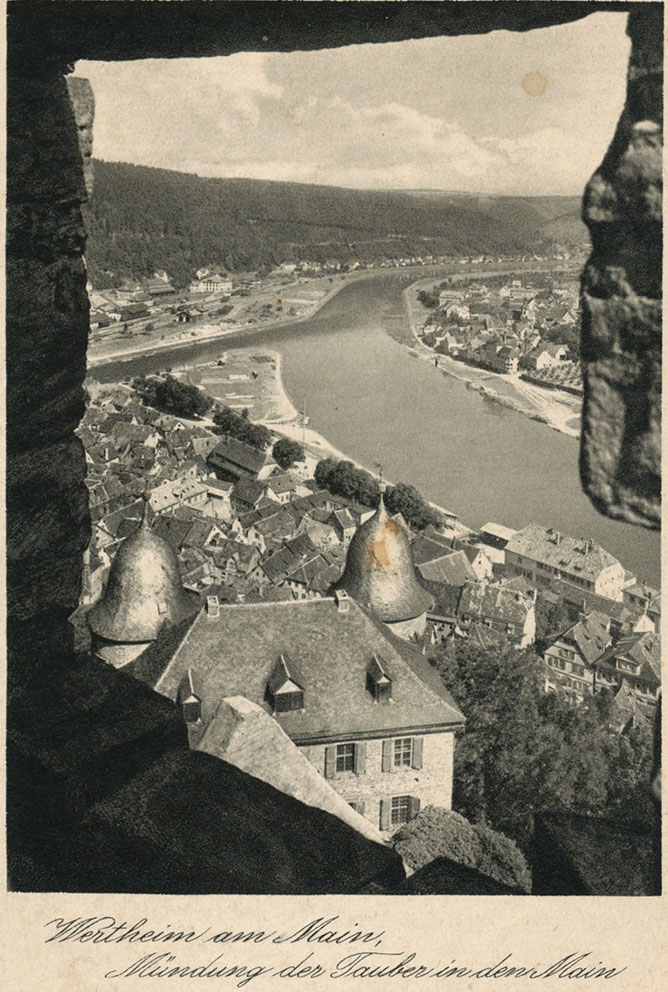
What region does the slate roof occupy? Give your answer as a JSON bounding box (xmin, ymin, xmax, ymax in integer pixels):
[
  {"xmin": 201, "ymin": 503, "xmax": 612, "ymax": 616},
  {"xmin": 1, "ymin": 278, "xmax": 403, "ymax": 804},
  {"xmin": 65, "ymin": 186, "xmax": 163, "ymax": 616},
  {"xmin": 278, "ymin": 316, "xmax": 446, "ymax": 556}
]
[
  {"xmin": 232, "ymin": 477, "xmax": 267, "ymax": 508},
  {"xmin": 266, "ymin": 472, "xmax": 303, "ymax": 495},
  {"xmin": 261, "ymin": 546, "xmax": 301, "ymax": 584},
  {"xmin": 151, "ymin": 515, "xmax": 193, "ymax": 553},
  {"xmin": 208, "ymin": 435, "xmax": 271, "ymax": 476},
  {"xmin": 127, "ymin": 597, "xmax": 464, "ymax": 743},
  {"xmin": 411, "ymin": 534, "xmax": 455, "ymax": 567},
  {"xmin": 548, "ymin": 611, "xmax": 611, "ymax": 665},
  {"xmin": 595, "ymin": 631, "xmax": 661, "ymax": 684},
  {"xmin": 416, "ymin": 551, "xmax": 476, "ymax": 587},
  {"xmin": 457, "ymin": 581, "xmax": 533, "ymax": 625},
  {"xmin": 506, "ymin": 523, "xmax": 622, "ymax": 581}
]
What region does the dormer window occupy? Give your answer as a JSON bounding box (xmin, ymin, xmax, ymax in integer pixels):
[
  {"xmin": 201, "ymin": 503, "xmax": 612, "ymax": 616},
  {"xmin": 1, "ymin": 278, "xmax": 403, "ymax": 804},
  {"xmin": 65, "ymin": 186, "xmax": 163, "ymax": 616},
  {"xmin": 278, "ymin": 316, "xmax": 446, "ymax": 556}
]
[
  {"xmin": 367, "ymin": 654, "xmax": 392, "ymax": 703},
  {"xmin": 267, "ymin": 654, "xmax": 305, "ymax": 713},
  {"xmin": 177, "ymin": 668, "xmax": 201, "ymax": 723}
]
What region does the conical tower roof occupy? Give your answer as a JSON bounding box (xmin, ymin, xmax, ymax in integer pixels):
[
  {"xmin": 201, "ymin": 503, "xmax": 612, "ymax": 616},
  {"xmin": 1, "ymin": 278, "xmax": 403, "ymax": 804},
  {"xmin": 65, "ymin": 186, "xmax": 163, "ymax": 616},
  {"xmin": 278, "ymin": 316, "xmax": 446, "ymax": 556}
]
[
  {"xmin": 88, "ymin": 505, "xmax": 199, "ymax": 643},
  {"xmin": 336, "ymin": 495, "xmax": 433, "ymax": 623}
]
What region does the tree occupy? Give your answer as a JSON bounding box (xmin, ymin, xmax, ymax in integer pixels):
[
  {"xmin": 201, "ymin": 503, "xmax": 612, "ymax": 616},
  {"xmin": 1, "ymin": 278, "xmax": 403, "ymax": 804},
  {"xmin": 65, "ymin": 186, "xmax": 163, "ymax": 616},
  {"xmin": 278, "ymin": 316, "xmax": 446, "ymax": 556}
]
[
  {"xmin": 430, "ymin": 633, "xmax": 659, "ymax": 851},
  {"xmin": 384, "ymin": 482, "xmax": 442, "ymax": 531},
  {"xmin": 313, "ymin": 458, "xmax": 379, "ymax": 507},
  {"xmin": 134, "ymin": 374, "xmax": 212, "ymax": 418},
  {"xmin": 392, "ymin": 807, "xmax": 532, "ymax": 893},
  {"xmin": 212, "ymin": 405, "xmax": 272, "ymax": 450},
  {"xmin": 314, "ymin": 457, "xmax": 337, "ymax": 491},
  {"xmin": 534, "ymin": 594, "xmax": 576, "ymax": 648},
  {"xmin": 417, "ymin": 289, "xmax": 439, "ymax": 309},
  {"xmin": 272, "ymin": 438, "xmax": 305, "ymax": 469},
  {"xmin": 429, "ymin": 636, "xmax": 637, "ymax": 850}
]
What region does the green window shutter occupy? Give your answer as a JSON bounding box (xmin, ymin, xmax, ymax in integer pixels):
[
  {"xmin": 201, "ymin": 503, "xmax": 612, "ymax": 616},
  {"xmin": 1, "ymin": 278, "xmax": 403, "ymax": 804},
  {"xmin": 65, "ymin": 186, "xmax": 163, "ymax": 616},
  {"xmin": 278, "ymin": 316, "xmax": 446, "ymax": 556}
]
[
  {"xmin": 354, "ymin": 741, "xmax": 367, "ymax": 775},
  {"xmin": 324, "ymin": 745, "xmax": 336, "ymax": 779},
  {"xmin": 411, "ymin": 736, "xmax": 424, "ymax": 770},
  {"xmin": 409, "ymin": 796, "xmax": 421, "ymax": 819},
  {"xmin": 379, "ymin": 799, "xmax": 390, "ymax": 831},
  {"xmin": 382, "ymin": 739, "xmax": 393, "ymax": 772}
]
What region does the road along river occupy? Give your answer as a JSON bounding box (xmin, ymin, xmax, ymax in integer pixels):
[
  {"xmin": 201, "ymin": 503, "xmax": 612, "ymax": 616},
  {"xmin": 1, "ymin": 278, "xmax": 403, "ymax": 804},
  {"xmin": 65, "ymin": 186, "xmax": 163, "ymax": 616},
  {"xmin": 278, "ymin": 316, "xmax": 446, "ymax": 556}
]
[{"xmin": 91, "ymin": 272, "xmax": 660, "ymax": 587}]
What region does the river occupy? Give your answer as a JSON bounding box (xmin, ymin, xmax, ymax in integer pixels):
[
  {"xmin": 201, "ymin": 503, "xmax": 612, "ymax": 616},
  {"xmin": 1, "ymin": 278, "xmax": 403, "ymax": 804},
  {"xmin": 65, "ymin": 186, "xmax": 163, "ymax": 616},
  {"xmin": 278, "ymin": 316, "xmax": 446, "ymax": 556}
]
[{"xmin": 91, "ymin": 272, "xmax": 660, "ymax": 587}]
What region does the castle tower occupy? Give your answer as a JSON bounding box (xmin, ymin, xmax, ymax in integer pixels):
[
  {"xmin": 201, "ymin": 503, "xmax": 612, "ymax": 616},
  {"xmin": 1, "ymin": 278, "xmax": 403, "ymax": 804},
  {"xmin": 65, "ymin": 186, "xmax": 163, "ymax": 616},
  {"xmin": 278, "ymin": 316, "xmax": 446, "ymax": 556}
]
[
  {"xmin": 336, "ymin": 490, "xmax": 433, "ymax": 640},
  {"xmin": 88, "ymin": 502, "xmax": 200, "ymax": 668}
]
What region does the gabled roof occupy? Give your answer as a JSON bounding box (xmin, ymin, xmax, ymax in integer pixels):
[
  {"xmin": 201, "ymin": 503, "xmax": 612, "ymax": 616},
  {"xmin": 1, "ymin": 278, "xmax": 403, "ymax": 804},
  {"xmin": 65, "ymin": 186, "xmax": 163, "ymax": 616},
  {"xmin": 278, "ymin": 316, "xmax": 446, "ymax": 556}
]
[
  {"xmin": 411, "ymin": 534, "xmax": 454, "ymax": 567},
  {"xmin": 416, "ymin": 551, "xmax": 476, "ymax": 588},
  {"xmin": 548, "ymin": 611, "xmax": 611, "ymax": 665},
  {"xmin": 126, "ymin": 597, "xmax": 464, "ymax": 743},
  {"xmin": 150, "ymin": 515, "xmax": 194, "ymax": 553},
  {"xmin": 208, "ymin": 435, "xmax": 271, "ymax": 476},
  {"xmin": 261, "ymin": 546, "xmax": 300, "ymax": 584},
  {"xmin": 331, "ymin": 508, "xmax": 356, "ymax": 529},
  {"xmin": 232, "ymin": 477, "xmax": 266, "ymax": 507},
  {"xmin": 596, "ymin": 631, "xmax": 661, "ymax": 683},
  {"xmin": 467, "ymin": 622, "xmax": 508, "ymax": 651},
  {"xmin": 457, "ymin": 581, "xmax": 533, "ymax": 625},
  {"xmin": 266, "ymin": 472, "xmax": 302, "ymax": 495},
  {"xmin": 267, "ymin": 653, "xmax": 306, "ymax": 693}
]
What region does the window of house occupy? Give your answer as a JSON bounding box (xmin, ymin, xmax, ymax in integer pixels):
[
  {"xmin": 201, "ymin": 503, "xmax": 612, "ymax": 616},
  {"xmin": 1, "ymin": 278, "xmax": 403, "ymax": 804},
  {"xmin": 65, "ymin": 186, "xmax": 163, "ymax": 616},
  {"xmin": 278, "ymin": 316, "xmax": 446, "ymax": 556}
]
[
  {"xmin": 394, "ymin": 738, "xmax": 413, "ymax": 767},
  {"xmin": 390, "ymin": 795, "xmax": 412, "ymax": 826},
  {"xmin": 336, "ymin": 743, "xmax": 355, "ymax": 772},
  {"xmin": 367, "ymin": 655, "xmax": 393, "ymax": 702},
  {"xmin": 267, "ymin": 653, "xmax": 305, "ymax": 713},
  {"xmin": 182, "ymin": 696, "xmax": 201, "ymax": 723},
  {"xmin": 274, "ymin": 688, "xmax": 304, "ymax": 712}
]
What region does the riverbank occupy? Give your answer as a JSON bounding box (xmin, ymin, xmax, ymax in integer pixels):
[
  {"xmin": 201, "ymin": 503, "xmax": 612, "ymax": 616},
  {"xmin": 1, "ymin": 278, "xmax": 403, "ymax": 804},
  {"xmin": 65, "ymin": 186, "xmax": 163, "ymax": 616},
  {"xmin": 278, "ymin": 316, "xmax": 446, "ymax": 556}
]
[
  {"xmin": 400, "ymin": 278, "xmax": 582, "ymax": 439},
  {"xmin": 88, "ymin": 270, "xmax": 659, "ymax": 585},
  {"xmin": 180, "ymin": 348, "xmax": 469, "ymax": 535},
  {"xmin": 86, "ymin": 271, "xmax": 362, "ymax": 368}
]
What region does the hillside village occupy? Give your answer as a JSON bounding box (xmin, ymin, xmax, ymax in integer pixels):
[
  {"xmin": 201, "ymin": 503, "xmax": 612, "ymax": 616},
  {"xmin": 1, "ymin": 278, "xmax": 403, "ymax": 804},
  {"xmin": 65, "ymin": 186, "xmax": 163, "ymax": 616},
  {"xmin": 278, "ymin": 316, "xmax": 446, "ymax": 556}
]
[
  {"xmin": 76, "ymin": 376, "xmax": 660, "ymax": 765},
  {"xmin": 415, "ymin": 273, "xmax": 584, "ymax": 395}
]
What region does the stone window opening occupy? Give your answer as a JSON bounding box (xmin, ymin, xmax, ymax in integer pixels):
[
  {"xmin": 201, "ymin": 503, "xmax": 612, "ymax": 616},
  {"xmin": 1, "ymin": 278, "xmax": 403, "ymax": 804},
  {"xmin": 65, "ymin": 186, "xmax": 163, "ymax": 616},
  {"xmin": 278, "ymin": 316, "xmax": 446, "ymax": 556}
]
[
  {"xmin": 6, "ymin": 0, "xmax": 662, "ymax": 895},
  {"xmin": 335, "ymin": 743, "xmax": 355, "ymax": 773}
]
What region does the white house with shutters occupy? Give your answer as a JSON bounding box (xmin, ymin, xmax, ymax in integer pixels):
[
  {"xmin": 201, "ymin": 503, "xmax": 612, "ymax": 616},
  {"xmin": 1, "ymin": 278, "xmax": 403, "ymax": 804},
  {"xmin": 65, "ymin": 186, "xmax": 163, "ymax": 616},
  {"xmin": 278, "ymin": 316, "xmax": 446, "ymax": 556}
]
[{"xmin": 124, "ymin": 593, "xmax": 464, "ymax": 836}]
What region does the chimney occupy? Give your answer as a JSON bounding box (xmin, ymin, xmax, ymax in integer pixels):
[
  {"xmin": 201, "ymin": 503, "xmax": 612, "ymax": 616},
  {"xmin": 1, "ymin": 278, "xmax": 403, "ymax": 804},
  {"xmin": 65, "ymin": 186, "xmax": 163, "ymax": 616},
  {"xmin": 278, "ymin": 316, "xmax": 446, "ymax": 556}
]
[
  {"xmin": 206, "ymin": 595, "xmax": 220, "ymax": 619},
  {"xmin": 334, "ymin": 589, "xmax": 350, "ymax": 614}
]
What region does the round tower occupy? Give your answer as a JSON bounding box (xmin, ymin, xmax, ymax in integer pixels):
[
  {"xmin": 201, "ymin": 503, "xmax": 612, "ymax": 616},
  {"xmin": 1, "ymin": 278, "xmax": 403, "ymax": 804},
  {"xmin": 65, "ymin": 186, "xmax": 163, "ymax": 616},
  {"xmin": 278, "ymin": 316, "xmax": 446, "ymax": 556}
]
[
  {"xmin": 336, "ymin": 491, "xmax": 433, "ymax": 640},
  {"xmin": 88, "ymin": 502, "xmax": 200, "ymax": 668}
]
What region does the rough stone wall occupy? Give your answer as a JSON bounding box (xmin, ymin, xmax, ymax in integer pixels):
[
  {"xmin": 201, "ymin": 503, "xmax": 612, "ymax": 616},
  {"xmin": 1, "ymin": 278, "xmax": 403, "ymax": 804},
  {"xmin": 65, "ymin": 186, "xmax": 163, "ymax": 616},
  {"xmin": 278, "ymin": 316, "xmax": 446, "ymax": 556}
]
[
  {"xmin": 66, "ymin": 76, "xmax": 95, "ymax": 197},
  {"xmin": 6, "ymin": 66, "xmax": 92, "ymax": 692},
  {"xmin": 580, "ymin": 6, "xmax": 662, "ymax": 528},
  {"xmin": 6, "ymin": 0, "xmax": 660, "ymax": 893}
]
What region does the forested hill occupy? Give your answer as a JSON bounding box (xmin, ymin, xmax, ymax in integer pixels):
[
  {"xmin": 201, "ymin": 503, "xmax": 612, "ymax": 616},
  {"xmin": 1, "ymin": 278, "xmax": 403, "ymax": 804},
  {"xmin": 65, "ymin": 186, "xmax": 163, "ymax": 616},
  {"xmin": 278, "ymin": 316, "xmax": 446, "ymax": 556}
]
[{"xmin": 83, "ymin": 160, "xmax": 585, "ymax": 289}]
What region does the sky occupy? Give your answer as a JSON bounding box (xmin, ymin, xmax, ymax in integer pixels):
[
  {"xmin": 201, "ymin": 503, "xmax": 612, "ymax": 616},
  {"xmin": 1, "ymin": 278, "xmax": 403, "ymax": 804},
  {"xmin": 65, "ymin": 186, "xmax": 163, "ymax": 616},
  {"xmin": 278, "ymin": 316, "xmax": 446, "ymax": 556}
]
[{"xmin": 74, "ymin": 11, "xmax": 630, "ymax": 196}]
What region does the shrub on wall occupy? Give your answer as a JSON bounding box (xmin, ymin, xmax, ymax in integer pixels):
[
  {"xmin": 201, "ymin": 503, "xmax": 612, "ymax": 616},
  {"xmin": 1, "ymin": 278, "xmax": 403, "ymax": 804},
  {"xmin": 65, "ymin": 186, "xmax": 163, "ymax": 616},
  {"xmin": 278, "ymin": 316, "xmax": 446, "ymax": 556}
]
[{"xmin": 392, "ymin": 806, "xmax": 532, "ymax": 893}]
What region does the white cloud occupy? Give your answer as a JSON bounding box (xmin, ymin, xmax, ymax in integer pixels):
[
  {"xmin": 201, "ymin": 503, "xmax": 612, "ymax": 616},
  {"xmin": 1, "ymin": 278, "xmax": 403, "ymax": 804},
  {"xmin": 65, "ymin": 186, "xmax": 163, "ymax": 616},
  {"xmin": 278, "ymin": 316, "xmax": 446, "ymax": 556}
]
[{"xmin": 75, "ymin": 13, "xmax": 629, "ymax": 195}]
